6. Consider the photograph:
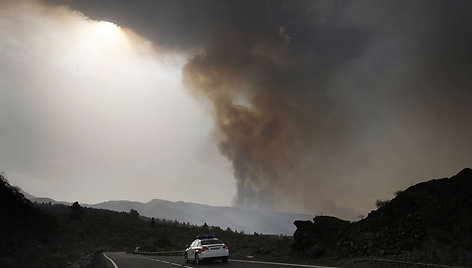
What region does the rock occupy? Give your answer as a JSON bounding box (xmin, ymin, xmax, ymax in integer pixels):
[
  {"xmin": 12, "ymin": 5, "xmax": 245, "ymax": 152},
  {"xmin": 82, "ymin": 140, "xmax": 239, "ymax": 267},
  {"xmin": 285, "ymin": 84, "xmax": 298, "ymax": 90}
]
[
  {"xmin": 292, "ymin": 216, "xmax": 349, "ymax": 256},
  {"xmin": 292, "ymin": 168, "xmax": 472, "ymax": 265}
]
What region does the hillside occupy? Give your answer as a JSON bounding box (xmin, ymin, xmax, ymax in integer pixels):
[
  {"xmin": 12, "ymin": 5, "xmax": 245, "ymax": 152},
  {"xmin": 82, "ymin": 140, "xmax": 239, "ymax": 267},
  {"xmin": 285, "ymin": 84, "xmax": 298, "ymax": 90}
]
[
  {"xmin": 1, "ymin": 173, "xmax": 297, "ymax": 267},
  {"xmin": 26, "ymin": 194, "xmax": 312, "ymax": 235},
  {"xmin": 293, "ymin": 168, "xmax": 472, "ymax": 266},
  {"xmin": 1, "ymin": 174, "xmax": 61, "ymax": 267},
  {"xmin": 90, "ymin": 199, "xmax": 311, "ymax": 235}
]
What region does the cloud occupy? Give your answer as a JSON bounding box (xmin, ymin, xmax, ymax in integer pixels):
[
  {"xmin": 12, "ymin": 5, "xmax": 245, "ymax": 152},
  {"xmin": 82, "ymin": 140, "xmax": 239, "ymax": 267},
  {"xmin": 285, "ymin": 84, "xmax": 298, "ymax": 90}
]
[{"xmin": 0, "ymin": 0, "xmax": 235, "ymax": 206}]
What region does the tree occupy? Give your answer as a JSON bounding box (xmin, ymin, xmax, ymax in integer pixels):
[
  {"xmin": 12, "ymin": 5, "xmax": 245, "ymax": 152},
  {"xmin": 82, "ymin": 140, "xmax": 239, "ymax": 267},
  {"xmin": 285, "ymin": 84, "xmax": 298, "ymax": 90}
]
[
  {"xmin": 158, "ymin": 237, "xmax": 172, "ymax": 248},
  {"xmin": 129, "ymin": 209, "xmax": 140, "ymax": 218},
  {"xmin": 70, "ymin": 201, "xmax": 83, "ymax": 219},
  {"xmin": 150, "ymin": 217, "xmax": 156, "ymax": 228},
  {"xmin": 375, "ymin": 199, "xmax": 390, "ymax": 209}
]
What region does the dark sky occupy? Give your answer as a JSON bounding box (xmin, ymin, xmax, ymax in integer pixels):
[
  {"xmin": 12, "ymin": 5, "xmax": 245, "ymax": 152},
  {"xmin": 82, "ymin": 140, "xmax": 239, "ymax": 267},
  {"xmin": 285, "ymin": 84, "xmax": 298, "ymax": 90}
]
[{"xmin": 2, "ymin": 0, "xmax": 472, "ymax": 219}]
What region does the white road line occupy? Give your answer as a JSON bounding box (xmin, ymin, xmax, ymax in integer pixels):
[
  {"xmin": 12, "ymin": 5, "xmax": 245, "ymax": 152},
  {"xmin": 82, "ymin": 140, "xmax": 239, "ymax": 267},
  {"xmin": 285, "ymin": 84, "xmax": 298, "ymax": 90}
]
[
  {"xmin": 142, "ymin": 256, "xmax": 337, "ymax": 268},
  {"xmin": 103, "ymin": 253, "xmax": 119, "ymax": 268},
  {"xmin": 145, "ymin": 257, "xmax": 184, "ymax": 267},
  {"xmin": 231, "ymin": 259, "xmax": 339, "ymax": 268}
]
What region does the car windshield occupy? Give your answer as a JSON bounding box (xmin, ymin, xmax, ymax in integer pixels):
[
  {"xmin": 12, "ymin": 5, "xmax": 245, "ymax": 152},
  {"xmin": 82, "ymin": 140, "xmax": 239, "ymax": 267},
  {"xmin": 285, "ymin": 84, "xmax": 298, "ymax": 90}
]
[{"xmin": 201, "ymin": 239, "xmax": 223, "ymax": 245}]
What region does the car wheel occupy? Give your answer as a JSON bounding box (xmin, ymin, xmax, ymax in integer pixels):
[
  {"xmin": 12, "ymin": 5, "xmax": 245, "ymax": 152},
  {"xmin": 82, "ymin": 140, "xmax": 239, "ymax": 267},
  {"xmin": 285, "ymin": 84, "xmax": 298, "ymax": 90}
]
[
  {"xmin": 222, "ymin": 256, "xmax": 228, "ymax": 263},
  {"xmin": 195, "ymin": 253, "xmax": 200, "ymax": 265},
  {"xmin": 184, "ymin": 252, "xmax": 189, "ymax": 263}
]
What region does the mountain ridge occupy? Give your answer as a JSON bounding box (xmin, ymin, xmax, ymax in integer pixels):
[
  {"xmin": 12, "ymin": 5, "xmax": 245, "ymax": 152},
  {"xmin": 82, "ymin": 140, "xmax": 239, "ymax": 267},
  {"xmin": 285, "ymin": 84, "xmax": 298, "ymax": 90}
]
[{"xmin": 25, "ymin": 192, "xmax": 312, "ymax": 235}]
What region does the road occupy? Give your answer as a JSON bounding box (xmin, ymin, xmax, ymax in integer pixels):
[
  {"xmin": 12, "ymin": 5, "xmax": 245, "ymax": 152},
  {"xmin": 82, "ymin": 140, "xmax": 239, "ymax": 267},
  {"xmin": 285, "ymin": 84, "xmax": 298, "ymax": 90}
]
[{"xmin": 103, "ymin": 252, "xmax": 338, "ymax": 268}]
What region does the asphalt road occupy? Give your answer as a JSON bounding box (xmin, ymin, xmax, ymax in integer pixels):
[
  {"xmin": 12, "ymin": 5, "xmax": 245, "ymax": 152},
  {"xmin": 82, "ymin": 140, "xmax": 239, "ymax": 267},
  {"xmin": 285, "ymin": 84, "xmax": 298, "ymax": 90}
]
[{"xmin": 103, "ymin": 252, "xmax": 339, "ymax": 268}]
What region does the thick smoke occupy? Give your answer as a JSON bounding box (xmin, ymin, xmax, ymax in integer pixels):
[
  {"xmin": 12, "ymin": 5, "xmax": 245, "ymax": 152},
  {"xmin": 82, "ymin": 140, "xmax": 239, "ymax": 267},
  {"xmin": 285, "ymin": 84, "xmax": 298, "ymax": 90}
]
[
  {"xmin": 183, "ymin": 0, "xmax": 472, "ymax": 215},
  {"xmin": 185, "ymin": 42, "xmax": 289, "ymax": 209},
  {"xmin": 181, "ymin": 31, "xmax": 341, "ymax": 210},
  {"xmin": 46, "ymin": 0, "xmax": 472, "ymax": 218}
]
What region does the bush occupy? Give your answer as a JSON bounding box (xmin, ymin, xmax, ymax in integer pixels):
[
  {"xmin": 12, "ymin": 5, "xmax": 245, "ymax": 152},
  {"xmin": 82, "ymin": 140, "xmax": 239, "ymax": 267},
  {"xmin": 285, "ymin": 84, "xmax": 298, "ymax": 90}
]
[{"xmin": 375, "ymin": 199, "xmax": 390, "ymax": 209}]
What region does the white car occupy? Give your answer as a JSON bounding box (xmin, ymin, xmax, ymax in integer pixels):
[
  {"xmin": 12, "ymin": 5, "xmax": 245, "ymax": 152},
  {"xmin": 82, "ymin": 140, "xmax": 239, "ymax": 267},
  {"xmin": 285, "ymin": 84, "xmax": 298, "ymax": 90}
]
[{"xmin": 184, "ymin": 235, "xmax": 229, "ymax": 264}]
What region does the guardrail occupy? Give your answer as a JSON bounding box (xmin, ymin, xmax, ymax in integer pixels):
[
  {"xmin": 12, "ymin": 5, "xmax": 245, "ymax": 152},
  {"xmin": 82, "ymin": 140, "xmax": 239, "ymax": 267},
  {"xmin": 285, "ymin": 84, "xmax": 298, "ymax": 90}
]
[{"xmin": 134, "ymin": 250, "xmax": 185, "ymax": 256}]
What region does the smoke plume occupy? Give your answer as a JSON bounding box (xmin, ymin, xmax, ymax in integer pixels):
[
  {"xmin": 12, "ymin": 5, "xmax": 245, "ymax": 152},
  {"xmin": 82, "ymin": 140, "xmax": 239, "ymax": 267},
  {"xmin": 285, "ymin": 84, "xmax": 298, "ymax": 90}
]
[
  {"xmin": 43, "ymin": 0, "xmax": 472, "ymax": 218},
  {"xmin": 182, "ymin": 31, "xmax": 335, "ymax": 210},
  {"xmin": 182, "ymin": 0, "xmax": 472, "ymax": 215}
]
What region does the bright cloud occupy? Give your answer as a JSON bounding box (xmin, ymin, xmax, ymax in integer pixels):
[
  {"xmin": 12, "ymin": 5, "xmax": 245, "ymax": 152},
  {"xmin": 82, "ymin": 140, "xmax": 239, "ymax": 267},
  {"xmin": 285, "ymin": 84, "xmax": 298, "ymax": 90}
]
[{"xmin": 0, "ymin": 0, "xmax": 234, "ymax": 205}]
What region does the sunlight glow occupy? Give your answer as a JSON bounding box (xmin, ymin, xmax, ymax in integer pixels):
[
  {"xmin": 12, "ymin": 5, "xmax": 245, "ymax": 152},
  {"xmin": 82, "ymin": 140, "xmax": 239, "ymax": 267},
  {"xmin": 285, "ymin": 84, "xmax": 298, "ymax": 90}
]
[
  {"xmin": 96, "ymin": 21, "xmax": 118, "ymax": 32},
  {"xmin": 92, "ymin": 21, "xmax": 124, "ymax": 45},
  {"xmin": 0, "ymin": 1, "xmax": 235, "ymax": 207}
]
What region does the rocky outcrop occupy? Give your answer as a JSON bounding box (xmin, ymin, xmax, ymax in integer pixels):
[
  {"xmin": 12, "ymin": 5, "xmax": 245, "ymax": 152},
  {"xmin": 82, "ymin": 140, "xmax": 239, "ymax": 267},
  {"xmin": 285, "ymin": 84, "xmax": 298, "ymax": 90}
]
[
  {"xmin": 292, "ymin": 216, "xmax": 349, "ymax": 257},
  {"xmin": 292, "ymin": 168, "xmax": 472, "ymax": 265}
]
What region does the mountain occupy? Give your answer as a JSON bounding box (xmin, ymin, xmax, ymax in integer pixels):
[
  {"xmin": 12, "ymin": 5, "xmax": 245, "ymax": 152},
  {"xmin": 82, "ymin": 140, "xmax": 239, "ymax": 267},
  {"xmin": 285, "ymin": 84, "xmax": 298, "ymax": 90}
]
[
  {"xmin": 25, "ymin": 193, "xmax": 312, "ymax": 235},
  {"xmin": 89, "ymin": 199, "xmax": 312, "ymax": 235},
  {"xmin": 293, "ymin": 168, "xmax": 472, "ymax": 266},
  {"xmin": 22, "ymin": 191, "xmax": 72, "ymax": 206},
  {"xmin": 18, "ymin": 189, "xmax": 36, "ymax": 200}
]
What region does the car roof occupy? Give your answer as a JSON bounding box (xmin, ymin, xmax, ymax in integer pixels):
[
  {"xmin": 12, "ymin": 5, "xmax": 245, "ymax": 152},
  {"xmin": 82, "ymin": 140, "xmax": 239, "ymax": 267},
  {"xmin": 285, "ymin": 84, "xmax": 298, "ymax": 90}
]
[{"xmin": 196, "ymin": 235, "xmax": 216, "ymax": 239}]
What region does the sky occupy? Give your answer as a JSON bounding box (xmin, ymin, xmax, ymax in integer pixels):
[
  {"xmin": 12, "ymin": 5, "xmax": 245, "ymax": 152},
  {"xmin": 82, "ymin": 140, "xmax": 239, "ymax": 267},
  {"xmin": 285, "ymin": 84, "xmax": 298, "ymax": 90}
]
[{"xmin": 1, "ymin": 0, "xmax": 471, "ymax": 220}]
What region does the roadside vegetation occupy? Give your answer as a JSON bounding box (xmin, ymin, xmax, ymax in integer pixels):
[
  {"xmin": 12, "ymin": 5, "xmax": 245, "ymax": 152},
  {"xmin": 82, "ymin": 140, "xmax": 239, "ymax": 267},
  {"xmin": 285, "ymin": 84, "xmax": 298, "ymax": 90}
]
[{"xmin": 0, "ymin": 173, "xmax": 301, "ymax": 267}]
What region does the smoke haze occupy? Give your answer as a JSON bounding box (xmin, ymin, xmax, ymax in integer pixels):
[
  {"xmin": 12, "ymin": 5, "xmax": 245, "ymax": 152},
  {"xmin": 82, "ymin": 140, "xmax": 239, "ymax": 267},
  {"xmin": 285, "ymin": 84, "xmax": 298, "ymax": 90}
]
[
  {"xmin": 3, "ymin": 0, "xmax": 472, "ymax": 219},
  {"xmin": 0, "ymin": 0, "xmax": 235, "ymax": 206}
]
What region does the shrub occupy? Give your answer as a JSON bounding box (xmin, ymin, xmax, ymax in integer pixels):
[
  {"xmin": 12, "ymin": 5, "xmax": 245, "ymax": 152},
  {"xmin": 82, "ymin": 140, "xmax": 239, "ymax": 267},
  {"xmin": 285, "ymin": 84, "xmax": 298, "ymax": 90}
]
[{"xmin": 375, "ymin": 199, "xmax": 390, "ymax": 209}]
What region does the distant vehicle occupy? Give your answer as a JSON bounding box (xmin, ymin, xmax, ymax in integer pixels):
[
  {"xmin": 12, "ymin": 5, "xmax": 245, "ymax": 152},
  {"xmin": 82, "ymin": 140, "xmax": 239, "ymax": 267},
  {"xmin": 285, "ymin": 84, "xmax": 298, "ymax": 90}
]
[
  {"xmin": 184, "ymin": 235, "xmax": 229, "ymax": 264},
  {"xmin": 134, "ymin": 246, "xmax": 141, "ymax": 253}
]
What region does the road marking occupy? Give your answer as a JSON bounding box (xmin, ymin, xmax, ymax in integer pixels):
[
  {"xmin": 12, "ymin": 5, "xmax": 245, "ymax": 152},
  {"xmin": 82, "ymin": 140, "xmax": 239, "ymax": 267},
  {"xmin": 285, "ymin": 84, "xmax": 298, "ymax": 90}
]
[
  {"xmin": 103, "ymin": 253, "xmax": 119, "ymax": 268},
  {"xmin": 142, "ymin": 255, "xmax": 336, "ymax": 268},
  {"xmin": 231, "ymin": 259, "xmax": 339, "ymax": 268},
  {"xmin": 145, "ymin": 257, "xmax": 185, "ymax": 267}
]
